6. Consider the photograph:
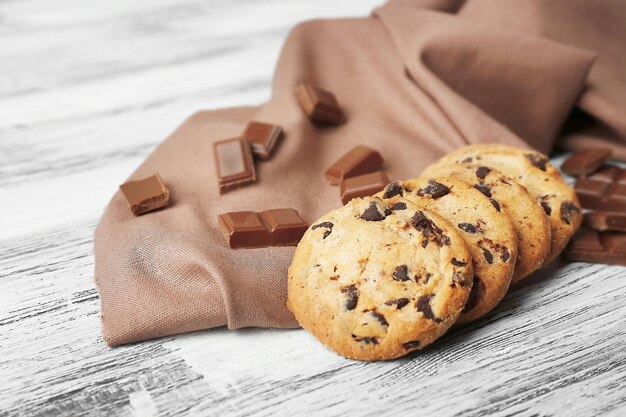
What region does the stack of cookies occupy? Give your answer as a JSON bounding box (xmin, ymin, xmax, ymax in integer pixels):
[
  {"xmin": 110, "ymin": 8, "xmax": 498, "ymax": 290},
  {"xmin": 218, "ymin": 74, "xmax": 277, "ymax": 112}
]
[{"xmin": 287, "ymin": 144, "xmax": 582, "ymax": 361}]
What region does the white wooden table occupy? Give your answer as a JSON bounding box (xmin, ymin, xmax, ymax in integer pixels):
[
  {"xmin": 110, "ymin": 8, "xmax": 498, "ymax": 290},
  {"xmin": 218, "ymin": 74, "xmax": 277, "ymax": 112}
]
[{"xmin": 2, "ymin": 1, "xmax": 625, "ymax": 416}]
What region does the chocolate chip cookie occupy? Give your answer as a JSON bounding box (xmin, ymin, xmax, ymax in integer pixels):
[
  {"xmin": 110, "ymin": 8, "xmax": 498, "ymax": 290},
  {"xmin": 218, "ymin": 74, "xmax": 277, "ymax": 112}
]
[
  {"xmin": 421, "ymin": 163, "xmax": 551, "ymax": 282},
  {"xmin": 431, "ymin": 144, "xmax": 581, "ymax": 263},
  {"xmin": 378, "ymin": 177, "xmax": 518, "ymax": 323},
  {"xmin": 287, "ymin": 196, "xmax": 473, "ymax": 361}
]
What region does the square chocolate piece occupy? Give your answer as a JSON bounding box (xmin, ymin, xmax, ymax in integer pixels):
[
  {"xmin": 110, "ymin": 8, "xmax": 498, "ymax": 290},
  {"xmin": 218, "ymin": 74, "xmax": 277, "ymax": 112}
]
[
  {"xmin": 213, "ymin": 137, "xmax": 257, "ymax": 194},
  {"xmin": 260, "ymin": 209, "xmax": 308, "ymax": 245},
  {"xmin": 242, "ymin": 121, "xmax": 283, "ymax": 161},
  {"xmin": 295, "ymin": 84, "xmax": 345, "ymax": 124},
  {"xmin": 119, "ymin": 173, "xmax": 170, "ymax": 216},
  {"xmin": 218, "ymin": 211, "xmax": 268, "ymax": 249},
  {"xmin": 325, "ymin": 145, "xmax": 383, "ymax": 185},
  {"xmin": 340, "ymin": 171, "xmax": 389, "ymax": 205}
]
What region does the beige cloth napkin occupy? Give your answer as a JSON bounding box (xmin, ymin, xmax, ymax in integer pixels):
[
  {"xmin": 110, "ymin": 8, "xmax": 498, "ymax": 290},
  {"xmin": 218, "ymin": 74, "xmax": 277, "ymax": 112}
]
[{"xmin": 95, "ymin": 0, "xmax": 625, "ymax": 346}]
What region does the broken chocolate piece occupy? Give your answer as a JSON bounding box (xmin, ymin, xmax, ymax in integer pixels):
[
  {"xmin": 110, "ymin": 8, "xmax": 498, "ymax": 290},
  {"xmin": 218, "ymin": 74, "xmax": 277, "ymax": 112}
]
[
  {"xmin": 383, "ymin": 182, "xmax": 404, "ymax": 198},
  {"xmin": 119, "ymin": 173, "xmax": 170, "ymax": 216},
  {"xmin": 213, "ymin": 137, "xmax": 256, "ymax": 194},
  {"xmin": 392, "ymin": 265, "xmax": 410, "ymax": 282},
  {"xmin": 561, "ymin": 148, "xmax": 612, "ymax": 177},
  {"xmin": 340, "ymin": 171, "xmax": 389, "ymax": 204},
  {"xmin": 526, "ymin": 153, "xmax": 549, "ymax": 171},
  {"xmin": 295, "ymin": 83, "xmax": 344, "ymax": 124},
  {"xmin": 584, "ymin": 212, "xmax": 626, "ymax": 232},
  {"xmin": 341, "ymin": 284, "xmax": 359, "ymax": 310},
  {"xmin": 218, "ymin": 208, "xmax": 307, "ymax": 248},
  {"xmin": 575, "ymin": 165, "xmax": 626, "ymax": 212},
  {"xmin": 564, "ymin": 228, "xmax": 626, "ymax": 266},
  {"xmin": 241, "ymin": 121, "xmax": 283, "ymax": 161},
  {"xmin": 361, "ymin": 201, "xmax": 390, "ymax": 221},
  {"xmin": 417, "ymin": 179, "xmax": 450, "ymax": 199},
  {"xmin": 326, "ymin": 145, "xmax": 383, "ymax": 185}
]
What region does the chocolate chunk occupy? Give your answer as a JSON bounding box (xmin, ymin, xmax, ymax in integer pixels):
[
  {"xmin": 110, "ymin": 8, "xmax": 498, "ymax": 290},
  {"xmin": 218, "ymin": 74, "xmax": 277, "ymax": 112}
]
[
  {"xmin": 575, "ymin": 165, "xmax": 626, "ymax": 212},
  {"xmin": 540, "ymin": 201, "xmax": 552, "ymax": 216},
  {"xmin": 361, "ymin": 201, "xmax": 389, "ymax": 221},
  {"xmin": 242, "ymin": 121, "xmax": 283, "ymax": 161},
  {"xmin": 392, "ymin": 265, "xmax": 411, "ymax": 282},
  {"xmin": 326, "ymin": 146, "xmax": 383, "ymax": 185},
  {"xmin": 412, "ymin": 211, "xmax": 450, "ymax": 247},
  {"xmin": 416, "ymin": 295, "xmax": 440, "ymax": 322},
  {"xmin": 526, "ymin": 153, "xmax": 549, "ymax": 171},
  {"xmin": 482, "ymin": 247, "xmax": 494, "ymax": 264},
  {"xmin": 119, "ymin": 173, "xmax": 170, "ymax": 216},
  {"xmin": 490, "ymin": 198, "xmax": 501, "ymax": 212},
  {"xmin": 383, "ymin": 182, "xmax": 404, "ymax": 198},
  {"xmin": 452, "ymin": 270, "xmax": 468, "ymax": 287},
  {"xmin": 417, "ymin": 179, "xmax": 450, "ymax": 199},
  {"xmin": 312, "ymin": 221, "xmax": 334, "ymax": 239},
  {"xmin": 560, "ymin": 201, "xmax": 580, "ymax": 225},
  {"xmin": 340, "ymin": 171, "xmax": 389, "ymax": 205},
  {"xmin": 475, "ymin": 166, "xmax": 491, "ymax": 179},
  {"xmin": 341, "ymin": 284, "xmax": 359, "ymax": 310},
  {"xmin": 218, "ymin": 208, "xmax": 308, "ymax": 249},
  {"xmin": 451, "ymin": 258, "xmax": 467, "ymax": 267},
  {"xmin": 402, "ymin": 340, "xmax": 421, "ymax": 350},
  {"xmin": 458, "ymin": 222, "xmax": 478, "ymax": 233},
  {"xmin": 561, "ymin": 148, "xmax": 612, "ymax": 177},
  {"xmin": 564, "ymin": 228, "xmax": 626, "ymax": 266},
  {"xmin": 295, "ymin": 84, "xmax": 344, "ymax": 124},
  {"xmin": 391, "ymin": 202, "xmax": 407, "ymax": 210},
  {"xmin": 385, "ymin": 298, "xmax": 410, "ymax": 309},
  {"xmin": 352, "ymin": 335, "xmax": 378, "ymax": 345},
  {"xmin": 370, "ymin": 311, "xmax": 389, "ymax": 327},
  {"xmin": 463, "ymin": 276, "xmax": 485, "ymax": 312},
  {"xmin": 474, "ymin": 183, "xmax": 492, "ymax": 198},
  {"xmin": 584, "ymin": 212, "xmax": 626, "ymax": 232},
  {"xmin": 213, "ymin": 137, "xmax": 257, "ymax": 194}
]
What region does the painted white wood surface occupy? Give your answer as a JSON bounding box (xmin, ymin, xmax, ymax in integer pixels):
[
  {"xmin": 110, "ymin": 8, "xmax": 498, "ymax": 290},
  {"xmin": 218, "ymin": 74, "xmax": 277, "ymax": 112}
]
[{"xmin": 1, "ymin": 1, "xmax": 625, "ymax": 416}]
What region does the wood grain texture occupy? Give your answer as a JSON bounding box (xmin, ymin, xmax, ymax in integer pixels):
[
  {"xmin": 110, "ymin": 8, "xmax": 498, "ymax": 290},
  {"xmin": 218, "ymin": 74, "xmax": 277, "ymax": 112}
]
[{"xmin": 1, "ymin": 1, "xmax": 625, "ymax": 416}]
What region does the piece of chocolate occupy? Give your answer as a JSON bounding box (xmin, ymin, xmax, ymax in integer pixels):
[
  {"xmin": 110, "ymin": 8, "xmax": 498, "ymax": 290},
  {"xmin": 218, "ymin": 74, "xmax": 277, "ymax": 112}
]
[
  {"xmin": 295, "ymin": 84, "xmax": 344, "ymax": 124},
  {"xmin": 325, "ymin": 145, "xmax": 383, "ymax": 185},
  {"xmin": 575, "ymin": 165, "xmax": 626, "ymax": 212},
  {"xmin": 119, "ymin": 173, "xmax": 170, "ymax": 216},
  {"xmin": 259, "ymin": 209, "xmax": 308, "ymax": 245},
  {"xmin": 339, "ymin": 171, "xmax": 389, "ymax": 204},
  {"xmin": 241, "ymin": 121, "xmax": 283, "ymax": 161},
  {"xmin": 563, "ymin": 228, "xmax": 626, "ymax": 266},
  {"xmin": 583, "ymin": 211, "xmax": 626, "ymax": 232},
  {"xmin": 561, "ymin": 148, "xmax": 612, "ymax": 177},
  {"xmin": 218, "ymin": 208, "xmax": 307, "ymax": 249},
  {"xmin": 213, "ymin": 138, "xmax": 256, "ymax": 194}
]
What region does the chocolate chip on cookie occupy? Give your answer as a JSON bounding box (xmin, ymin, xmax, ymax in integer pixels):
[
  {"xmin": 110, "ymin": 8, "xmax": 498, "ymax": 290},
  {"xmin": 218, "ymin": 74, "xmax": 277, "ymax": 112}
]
[
  {"xmin": 312, "ymin": 221, "xmax": 334, "ymax": 239},
  {"xmin": 416, "ymin": 294, "xmax": 441, "ymax": 322},
  {"xmin": 525, "ymin": 153, "xmax": 549, "ymax": 171},
  {"xmin": 390, "ymin": 202, "xmax": 407, "ymax": 210},
  {"xmin": 383, "ymin": 182, "xmax": 404, "ymax": 198},
  {"xmin": 475, "ymin": 166, "xmax": 491, "ymax": 179},
  {"xmin": 417, "ymin": 179, "xmax": 450, "ymax": 199},
  {"xmin": 392, "ymin": 265, "xmax": 411, "ymax": 282},
  {"xmin": 385, "ymin": 298, "xmax": 410, "ymax": 309},
  {"xmin": 474, "ymin": 183, "xmax": 492, "ymax": 198},
  {"xmin": 361, "ymin": 200, "xmax": 391, "ymax": 221},
  {"xmin": 560, "ymin": 201, "xmax": 580, "ymax": 225},
  {"xmin": 341, "ymin": 284, "xmax": 358, "ymax": 310},
  {"xmin": 457, "ymin": 222, "xmax": 478, "ymax": 233}
]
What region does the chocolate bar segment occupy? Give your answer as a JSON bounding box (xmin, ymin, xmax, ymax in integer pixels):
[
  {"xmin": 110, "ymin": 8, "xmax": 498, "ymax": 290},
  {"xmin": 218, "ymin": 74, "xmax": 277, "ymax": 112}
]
[
  {"xmin": 340, "ymin": 171, "xmax": 389, "ymax": 205},
  {"xmin": 325, "ymin": 145, "xmax": 383, "ymax": 185},
  {"xmin": 242, "ymin": 121, "xmax": 283, "ymax": 161},
  {"xmin": 563, "ymin": 228, "xmax": 626, "ymax": 266},
  {"xmin": 561, "ymin": 148, "xmax": 612, "ymax": 177},
  {"xmin": 213, "ymin": 138, "xmax": 256, "ymax": 194},
  {"xmin": 260, "ymin": 209, "xmax": 308, "ymax": 245},
  {"xmin": 584, "ymin": 211, "xmax": 626, "ymax": 232},
  {"xmin": 295, "ymin": 84, "xmax": 344, "ymax": 124},
  {"xmin": 219, "ymin": 209, "xmax": 308, "ymax": 249},
  {"xmin": 119, "ymin": 173, "xmax": 170, "ymax": 216},
  {"xmin": 574, "ymin": 165, "xmax": 626, "ymax": 211}
]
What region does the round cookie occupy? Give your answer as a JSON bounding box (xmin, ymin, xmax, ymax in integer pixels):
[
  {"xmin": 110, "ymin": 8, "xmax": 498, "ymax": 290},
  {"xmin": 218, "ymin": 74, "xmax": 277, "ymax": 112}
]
[
  {"xmin": 378, "ymin": 177, "xmax": 518, "ymax": 323},
  {"xmin": 287, "ymin": 196, "xmax": 473, "ymax": 361},
  {"xmin": 430, "ymin": 144, "xmax": 581, "ymax": 263},
  {"xmin": 421, "ymin": 163, "xmax": 551, "ymax": 282}
]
